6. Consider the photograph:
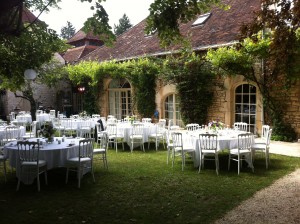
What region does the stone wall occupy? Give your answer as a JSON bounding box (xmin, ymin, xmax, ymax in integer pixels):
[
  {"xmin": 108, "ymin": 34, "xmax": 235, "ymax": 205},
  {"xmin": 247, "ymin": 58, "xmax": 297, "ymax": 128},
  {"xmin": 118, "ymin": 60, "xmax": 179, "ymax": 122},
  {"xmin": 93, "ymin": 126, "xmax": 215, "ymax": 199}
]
[{"xmin": 282, "ymin": 81, "xmax": 300, "ymax": 139}]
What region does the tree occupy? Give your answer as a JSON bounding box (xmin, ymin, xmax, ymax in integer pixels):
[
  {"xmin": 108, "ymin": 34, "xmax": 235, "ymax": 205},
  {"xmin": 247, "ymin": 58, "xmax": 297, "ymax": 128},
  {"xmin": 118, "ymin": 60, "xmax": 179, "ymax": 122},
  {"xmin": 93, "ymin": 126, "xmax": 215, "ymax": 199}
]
[
  {"xmin": 113, "ymin": 14, "xmax": 132, "ymax": 36},
  {"xmin": 0, "ymin": 22, "xmax": 68, "ymax": 120},
  {"xmin": 60, "ymin": 21, "xmax": 76, "ymax": 40}
]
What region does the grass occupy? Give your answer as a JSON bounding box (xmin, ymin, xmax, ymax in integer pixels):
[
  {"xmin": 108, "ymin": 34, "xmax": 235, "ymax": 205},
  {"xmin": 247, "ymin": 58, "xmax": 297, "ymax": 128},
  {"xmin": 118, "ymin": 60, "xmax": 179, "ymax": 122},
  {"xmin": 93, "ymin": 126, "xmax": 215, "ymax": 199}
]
[{"xmin": 0, "ymin": 144, "xmax": 299, "ymax": 224}]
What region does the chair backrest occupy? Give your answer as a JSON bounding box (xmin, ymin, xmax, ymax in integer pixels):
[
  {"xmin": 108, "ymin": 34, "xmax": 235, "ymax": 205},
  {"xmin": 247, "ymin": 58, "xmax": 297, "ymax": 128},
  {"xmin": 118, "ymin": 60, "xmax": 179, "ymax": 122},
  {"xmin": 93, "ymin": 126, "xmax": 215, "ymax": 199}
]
[
  {"xmin": 49, "ymin": 110, "xmax": 55, "ymax": 118},
  {"xmin": 198, "ymin": 134, "xmax": 218, "ymax": 152},
  {"xmin": 96, "ymin": 123, "xmax": 101, "ymax": 133},
  {"xmin": 107, "ymin": 115, "xmax": 115, "ymax": 119},
  {"xmin": 159, "ymin": 119, "xmax": 166, "ymax": 124},
  {"xmin": 156, "ymin": 121, "xmax": 166, "ymax": 135},
  {"xmin": 80, "ymin": 120, "xmax": 91, "ymax": 128},
  {"xmin": 142, "ymin": 118, "xmax": 152, "ymax": 123},
  {"xmin": 266, "ymin": 129, "xmax": 273, "ymax": 146},
  {"xmin": 132, "ymin": 123, "xmax": 144, "ymax": 135},
  {"xmin": 237, "ymin": 133, "xmax": 253, "ymax": 151},
  {"xmin": 78, "ymin": 138, "xmax": 94, "ymax": 160},
  {"xmin": 99, "ymin": 132, "xmax": 109, "ymax": 150},
  {"xmin": 234, "ymin": 122, "xmax": 248, "ymax": 132},
  {"xmin": 106, "ymin": 123, "xmax": 117, "ymax": 136},
  {"xmin": 107, "ymin": 118, "xmax": 117, "ymax": 124},
  {"xmin": 5, "ymin": 126, "xmax": 20, "ymax": 140},
  {"xmin": 61, "ymin": 118, "xmax": 75, "ymax": 129},
  {"xmin": 186, "ymin": 123, "xmax": 200, "ymax": 131},
  {"xmin": 17, "ymin": 141, "xmax": 40, "ymax": 163},
  {"xmin": 261, "ymin": 125, "xmax": 270, "ymax": 140},
  {"xmin": 171, "ymin": 132, "xmax": 183, "ymax": 148}
]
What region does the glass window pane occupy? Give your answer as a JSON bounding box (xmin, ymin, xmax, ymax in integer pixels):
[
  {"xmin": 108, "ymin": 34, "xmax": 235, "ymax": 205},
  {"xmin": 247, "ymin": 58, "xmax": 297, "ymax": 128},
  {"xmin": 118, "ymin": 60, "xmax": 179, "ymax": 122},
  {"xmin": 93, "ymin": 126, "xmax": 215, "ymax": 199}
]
[
  {"xmin": 250, "ymin": 85, "xmax": 256, "ymax": 93},
  {"xmin": 236, "ymin": 85, "xmax": 242, "ymax": 93},
  {"xmin": 250, "ymin": 95, "xmax": 256, "ymax": 104},
  {"xmin": 243, "ymin": 84, "xmax": 249, "ymax": 93},
  {"xmin": 242, "ymin": 95, "xmax": 249, "ymax": 104},
  {"xmin": 236, "ymin": 95, "xmax": 242, "ymax": 103}
]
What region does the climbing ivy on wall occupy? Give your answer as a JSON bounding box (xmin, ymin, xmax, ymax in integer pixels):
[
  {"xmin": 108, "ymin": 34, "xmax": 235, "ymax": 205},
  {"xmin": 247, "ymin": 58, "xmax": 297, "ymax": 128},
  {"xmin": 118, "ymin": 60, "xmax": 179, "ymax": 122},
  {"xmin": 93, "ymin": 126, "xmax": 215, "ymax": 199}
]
[
  {"xmin": 65, "ymin": 59, "xmax": 158, "ymax": 118},
  {"xmin": 64, "ymin": 54, "xmax": 217, "ymax": 124},
  {"xmin": 161, "ymin": 53, "xmax": 216, "ymax": 125}
]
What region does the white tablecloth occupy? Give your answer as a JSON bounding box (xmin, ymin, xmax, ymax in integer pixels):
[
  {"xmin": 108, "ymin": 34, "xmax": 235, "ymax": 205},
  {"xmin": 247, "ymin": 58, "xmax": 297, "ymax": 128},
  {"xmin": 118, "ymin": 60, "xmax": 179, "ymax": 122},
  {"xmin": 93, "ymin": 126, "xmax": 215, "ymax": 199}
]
[
  {"xmin": 4, "ymin": 137, "xmax": 84, "ymax": 184},
  {"xmin": 177, "ymin": 130, "xmax": 253, "ymax": 168},
  {"xmin": 16, "ymin": 114, "xmax": 32, "ymax": 123},
  {"xmin": 60, "ymin": 119, "xmax": 97, "ymax": 129},
  {"xmin": 115, "ymin": 122, "xmax": 157, "ymax": 149},
  {"xmin": 36, "ymin": 114, "xmax": 51, "ymax": 122}
]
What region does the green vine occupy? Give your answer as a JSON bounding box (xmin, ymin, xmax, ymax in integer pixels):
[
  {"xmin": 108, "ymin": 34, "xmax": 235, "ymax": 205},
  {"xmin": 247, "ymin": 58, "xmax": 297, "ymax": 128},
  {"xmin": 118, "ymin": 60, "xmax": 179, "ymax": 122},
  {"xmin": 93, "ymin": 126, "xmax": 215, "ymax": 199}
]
[
  {"xmin": 161, "ymin": 53, "xmax": 216, "ymax": 125},
  {"xmin": 65, "ymin": 59, "xmax": 159, "ymax": 118}
]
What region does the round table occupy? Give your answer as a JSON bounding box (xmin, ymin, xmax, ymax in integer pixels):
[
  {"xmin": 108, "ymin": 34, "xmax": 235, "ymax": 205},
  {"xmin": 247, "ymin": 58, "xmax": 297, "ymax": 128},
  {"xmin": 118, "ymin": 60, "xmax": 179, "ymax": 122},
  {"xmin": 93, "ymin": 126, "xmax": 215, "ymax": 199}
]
[{"xmin": 3, "ymin": 137, "xmax": 84, "ymax": 184}]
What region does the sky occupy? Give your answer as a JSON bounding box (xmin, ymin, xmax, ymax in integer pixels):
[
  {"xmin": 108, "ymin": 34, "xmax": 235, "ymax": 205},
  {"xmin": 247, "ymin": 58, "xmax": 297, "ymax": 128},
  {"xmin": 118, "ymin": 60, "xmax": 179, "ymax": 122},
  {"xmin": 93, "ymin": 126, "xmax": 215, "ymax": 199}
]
[{"xmin": 35, "ymin": 0, "xmax": 154, "ymax": 34}]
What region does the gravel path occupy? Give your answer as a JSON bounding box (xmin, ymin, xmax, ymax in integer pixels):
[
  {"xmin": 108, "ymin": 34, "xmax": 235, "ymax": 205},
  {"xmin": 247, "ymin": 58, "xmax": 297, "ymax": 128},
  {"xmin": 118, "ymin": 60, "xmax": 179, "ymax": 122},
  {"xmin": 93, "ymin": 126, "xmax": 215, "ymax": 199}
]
[{"xmin": 214, "ymin": 169, "xmax": 300, "ymax": 224}]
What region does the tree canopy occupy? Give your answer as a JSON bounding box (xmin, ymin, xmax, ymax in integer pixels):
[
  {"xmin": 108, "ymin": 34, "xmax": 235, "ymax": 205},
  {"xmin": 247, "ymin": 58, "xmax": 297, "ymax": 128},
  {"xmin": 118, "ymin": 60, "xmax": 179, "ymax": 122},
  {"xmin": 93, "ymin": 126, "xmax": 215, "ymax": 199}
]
[
  {"xmin": 60, "ymin": 21, "xmax": 76, "ymax": 40},
  {"xmin": 113, "ymin": 14, "xmax": 132, "ymax": 36}
]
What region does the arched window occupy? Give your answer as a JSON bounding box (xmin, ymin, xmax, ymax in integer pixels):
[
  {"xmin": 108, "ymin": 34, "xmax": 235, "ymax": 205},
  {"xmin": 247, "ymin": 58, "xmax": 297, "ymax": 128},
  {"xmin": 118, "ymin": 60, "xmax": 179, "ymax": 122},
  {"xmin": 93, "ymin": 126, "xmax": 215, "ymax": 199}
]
[
  {"xmin": 164, "ymin": 94, "xmax": 183, "ymax": 127},
  {"xmin": 235, "ymin": 84, "xmax": 256, "ymax": 133},
  {"xmin": 108, "ymin": 78, "xmax": 132, "ymax": 119}
]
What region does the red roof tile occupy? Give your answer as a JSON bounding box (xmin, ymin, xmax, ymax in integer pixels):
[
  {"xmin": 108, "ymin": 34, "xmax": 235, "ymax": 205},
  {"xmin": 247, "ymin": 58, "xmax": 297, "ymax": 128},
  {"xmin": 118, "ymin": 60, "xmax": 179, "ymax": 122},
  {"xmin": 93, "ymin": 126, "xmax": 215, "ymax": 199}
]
[
  {"xmin": 62, "ymin": 45, "xmax": 98, "ymax": 64},
  {"xmin": 83, "ymin": 0, "xmax": 261, "ymax": 62},
  {"xmin": 67, "ymin": 29, "xmax": 102, "ymax": 44},
  {"xmin": 22, "ymin": 7, "xmax": 38, "ymax": 24}
]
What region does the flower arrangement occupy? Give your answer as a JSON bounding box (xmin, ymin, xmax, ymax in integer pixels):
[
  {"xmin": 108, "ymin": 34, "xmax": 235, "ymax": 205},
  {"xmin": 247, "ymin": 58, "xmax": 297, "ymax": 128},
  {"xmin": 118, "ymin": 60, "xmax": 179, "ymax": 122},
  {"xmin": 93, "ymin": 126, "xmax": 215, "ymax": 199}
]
[
  {"xmin": 40, "ymin": 121, "xmax": 56, "ymax": 142},
  {"xmin": 208, "ymin": 120, "xmax": 224, "ymax": 131},
  {"xmin": 79, "ymin": 111, "xmax": 88, "ymax": 117}
]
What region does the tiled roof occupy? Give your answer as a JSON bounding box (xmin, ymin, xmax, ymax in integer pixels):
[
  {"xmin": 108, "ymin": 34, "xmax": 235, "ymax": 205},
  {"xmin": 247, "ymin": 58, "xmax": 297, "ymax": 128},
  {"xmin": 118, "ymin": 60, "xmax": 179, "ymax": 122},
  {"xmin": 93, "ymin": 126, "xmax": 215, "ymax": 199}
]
[
  {"xmin": 22, "ymin": 7, "xmax": 38, "ymax": 23},
  {"xmin": 83, "ymin": 0, "xmax": 261, "ymax": 62},
  {"xmin": 67, "ymin": 29, "xmax": 102, "ymax": 44},
  {"xmin": 62, "ymin": 45, "xmax": 98, "ymax": 64}
]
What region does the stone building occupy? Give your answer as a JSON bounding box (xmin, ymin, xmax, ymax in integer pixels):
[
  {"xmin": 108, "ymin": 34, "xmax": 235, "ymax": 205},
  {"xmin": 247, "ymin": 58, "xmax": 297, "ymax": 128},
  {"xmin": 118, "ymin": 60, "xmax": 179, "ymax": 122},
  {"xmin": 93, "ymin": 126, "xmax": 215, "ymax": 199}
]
[{"xmin": 79, "ymin": 0, "xmax": 300, "ymax": 138}]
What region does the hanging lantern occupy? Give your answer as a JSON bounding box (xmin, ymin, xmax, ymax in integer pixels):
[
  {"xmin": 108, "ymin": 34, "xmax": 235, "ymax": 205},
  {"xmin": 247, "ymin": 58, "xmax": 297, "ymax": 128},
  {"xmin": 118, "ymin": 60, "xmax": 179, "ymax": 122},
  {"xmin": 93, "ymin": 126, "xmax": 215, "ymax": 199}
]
[{"xmin": 77, "ymin": 86, "xmax": 85, "ymax": 93}]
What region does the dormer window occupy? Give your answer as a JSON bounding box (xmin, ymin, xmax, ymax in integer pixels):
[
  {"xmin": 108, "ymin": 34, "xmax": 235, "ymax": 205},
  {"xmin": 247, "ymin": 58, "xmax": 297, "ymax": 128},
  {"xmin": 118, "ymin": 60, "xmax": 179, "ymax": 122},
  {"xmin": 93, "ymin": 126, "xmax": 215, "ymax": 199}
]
[
  {"xmin": 192, "ymin": 13, "xmax": 211, "ymax": 27},
  {"xmin": 144, "ymin": 29, "xmax": 157, "ymax": 38}
]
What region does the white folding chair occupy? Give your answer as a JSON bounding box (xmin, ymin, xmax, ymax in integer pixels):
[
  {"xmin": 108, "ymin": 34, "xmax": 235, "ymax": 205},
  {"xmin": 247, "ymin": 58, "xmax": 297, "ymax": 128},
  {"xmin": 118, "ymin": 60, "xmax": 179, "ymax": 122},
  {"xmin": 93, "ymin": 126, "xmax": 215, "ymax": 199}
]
[
  {"xmin": 93, "ymin": 132, "xmax": 109, "ymax": 169},
  {"xmin": 233, "ymin": 122, "xmax": 248, "ymax": 132},
  {"xmin": 17, "ymin": 141, "xmax": 48, "ymax": 191},
  {"xmin": 4, "ymin": 126, "xmax": 20, "ymax": 144},
  {"xmin": 186, "ymin": 123, "xmax": 200, "ymax": 131},
  {"xmin": 78, "ymin": 119, "xmax": 92, "ymax": 138},
  {"xmin": 142, "ymin": 118, "xmax": 152, "ymax": 123},
  {"xmin": 148, "ymin": 122, "xmax": 166, "ymax": 151},
  {"xmin": 106, "ymin": 123, "xmax": 124, "ymax": 152},
  {"xmin": 255, "ymin": 125, "xmax": 270, "ymax": 143},
  {"xmin": 65, "ymin": 138, "xmax": 95, "ymax": 188},
  {"xmin": 228, "ymin": 133, "xmax": 254, "ymax": 175},
  {"xmin": 171, "ymin": 132, "xmax": 195, "ymax": 171},
  {"xmin": 198, "ymin": 134, "xmax": 219, "ymax": 175},
  {"xmin": 129, "ymin": 123, "xmax": 145, "ymax": 152},
  {"xmin": 252, "ymin": 129, "xmax": 272, "ymax": 169}
]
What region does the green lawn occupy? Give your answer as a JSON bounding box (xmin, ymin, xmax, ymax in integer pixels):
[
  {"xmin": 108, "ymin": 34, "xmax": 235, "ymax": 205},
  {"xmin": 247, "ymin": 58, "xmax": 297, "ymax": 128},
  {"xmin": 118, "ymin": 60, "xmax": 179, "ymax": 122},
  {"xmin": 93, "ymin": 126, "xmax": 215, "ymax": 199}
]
[{"xmin": 0, "ymin": 144, "xmax": 299, "ymax": 224}]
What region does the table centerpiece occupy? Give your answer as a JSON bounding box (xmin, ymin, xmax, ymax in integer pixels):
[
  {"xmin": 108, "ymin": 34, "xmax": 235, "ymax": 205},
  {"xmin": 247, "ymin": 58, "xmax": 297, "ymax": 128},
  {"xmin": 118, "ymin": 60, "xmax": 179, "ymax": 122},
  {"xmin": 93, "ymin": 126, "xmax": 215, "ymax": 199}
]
[{"xmin": 40, "ymin": 121, "xmax": 56, "ymax": 143}]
